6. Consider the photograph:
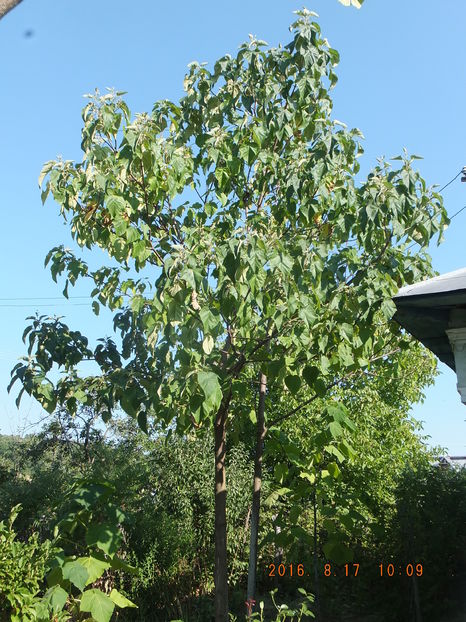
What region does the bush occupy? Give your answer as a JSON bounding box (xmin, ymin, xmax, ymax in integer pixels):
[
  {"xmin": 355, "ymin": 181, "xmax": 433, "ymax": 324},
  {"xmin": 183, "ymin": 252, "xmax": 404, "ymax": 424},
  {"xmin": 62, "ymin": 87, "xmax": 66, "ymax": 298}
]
[{"xmin": 0, "ymin": 504, "xmax": 57, "ymax": 621}]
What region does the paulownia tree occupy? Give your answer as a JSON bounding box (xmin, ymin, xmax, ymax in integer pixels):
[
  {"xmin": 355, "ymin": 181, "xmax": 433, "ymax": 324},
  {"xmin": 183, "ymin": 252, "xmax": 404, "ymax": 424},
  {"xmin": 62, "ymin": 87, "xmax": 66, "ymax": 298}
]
[{"xmin": 10, "ymin": 9, "xmax": 447, "ymax": 620}]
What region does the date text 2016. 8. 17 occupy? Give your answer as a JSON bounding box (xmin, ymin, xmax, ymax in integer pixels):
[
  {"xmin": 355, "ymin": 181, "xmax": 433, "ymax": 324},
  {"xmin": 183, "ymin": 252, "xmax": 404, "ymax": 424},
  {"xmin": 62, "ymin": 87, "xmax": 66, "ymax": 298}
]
[{"xmin": 267, "ymin": 563, "xmax": 360, "ymax": 577}]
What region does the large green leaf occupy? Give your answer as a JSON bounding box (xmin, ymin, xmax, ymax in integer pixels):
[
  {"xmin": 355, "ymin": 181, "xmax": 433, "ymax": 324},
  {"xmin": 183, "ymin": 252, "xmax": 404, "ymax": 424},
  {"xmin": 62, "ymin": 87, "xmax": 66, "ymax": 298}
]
[
  {"xmin": 284, "ymin": 374, "xmax": 301, "ymax": 395},
  {"xmin": 85, "ymin": 522, "xmax": 121, "ymax": 556},
  {"xmin": 239, "ymin": 143, "xmax": 258, "ymax": 166},
  {"xmin": 327, "ymin": 461, "xmax": 341, "ymax": 479},
  {"xmin": 224, "ymin": 251, "xmax": 238, "ymax": 282},
  {"xmin": 80, "ymin": 589, "xmax": 115, "ymax": 622},
  {"xmin": 106, "ymin": 195, "xmax": 126, "ymax": 218},
  {"xmin": 109, "ymin": 556, "xmax": 138, "ymax": 574},
  {"xmin": 197, "ymin": 371, "xmax": 222, "ymax": 415},
  {"xmin": 329, "ymin": 421, "xmax": 343, "ymax": 439},
  {"xmin": 42, "ymin": 584, "xmax": 68, "ymax": 613},
  {"xmin": 109, "ymin": 588, "xmax": 138, "ymax": 608},
  {"xmin": 62, "ymin": 560, "xmax": 88, "ymax": 591},
  {"xmin": 76, "ymin": 556, "xmax": 110, "ymax": 585},
  {"xmin": 199, "ymin": 307, "xmax": 221, "ymax": 335},
  {"xmin": 302, "ymin": 365, "xmax": 319, "ymax": 388}
]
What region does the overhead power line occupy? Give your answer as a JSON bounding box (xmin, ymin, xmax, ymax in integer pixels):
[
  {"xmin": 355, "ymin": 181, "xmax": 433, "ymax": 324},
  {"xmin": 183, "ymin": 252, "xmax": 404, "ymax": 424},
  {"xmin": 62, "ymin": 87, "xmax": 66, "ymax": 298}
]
[
  {"xmin": 0, "ymin": 303, "xmax": 91, "ymax": 308},
  {"xmin": 404, "ymin": 168, "xmax": 466, "ymax": 252},
  {"xmin": 438, "ymin": 170, "xmax": 463, "ymax": 193},
  {"xmin": 449, "ymin": 204, "xmax": 466, "ymax": 221},
  {"xmin": 0, "ymin": 296, "xmax": 91, "ymax": 301},
  {"xmin": 0, "ymin": 169, "xmax": 464, "ymax": 307}
]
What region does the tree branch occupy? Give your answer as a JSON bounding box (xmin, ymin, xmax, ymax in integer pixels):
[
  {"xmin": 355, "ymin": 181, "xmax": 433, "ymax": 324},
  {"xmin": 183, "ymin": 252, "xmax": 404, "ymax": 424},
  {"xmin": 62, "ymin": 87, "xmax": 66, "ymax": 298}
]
[{"xmin": 270, "ymin": 347, "xmax": 402, "ymax": 426}]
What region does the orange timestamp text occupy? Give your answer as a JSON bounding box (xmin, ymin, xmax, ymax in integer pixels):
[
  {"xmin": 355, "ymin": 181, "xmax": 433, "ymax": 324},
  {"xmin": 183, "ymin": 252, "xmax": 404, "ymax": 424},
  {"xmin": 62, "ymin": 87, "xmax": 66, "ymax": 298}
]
[
  {"xmin": 267, "ymin": 563, "xmax": 306, "ymax": 577},
  {"xmin": 267, "ymin": 563, "xmax": 360, "ymax": 578},
  {"xmin": 267, "ymin": 562, "xmax": 424, "ymax": 578}
]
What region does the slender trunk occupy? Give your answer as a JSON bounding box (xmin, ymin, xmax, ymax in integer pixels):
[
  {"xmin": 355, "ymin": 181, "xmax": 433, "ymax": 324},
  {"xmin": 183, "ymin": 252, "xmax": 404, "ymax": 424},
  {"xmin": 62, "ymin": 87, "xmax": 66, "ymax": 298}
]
[
  {"xmin": 0, "ymin": 0, "xmax": 22, "ymax": 20},
  {"xmin": 412, "ymin": 574, "xmax": 422, "ymax": 622},
  {"xmin": 246, "ymin": 371, "xmax": 267, "ymax": 614},
  {"xmin": 214, "ymin": 391, "xmax": 232, "ymax": 622},
  {"xmin": 403, "ymin": 468, "xmax": 422, "ymax": 621},
  {"xmin": 84, "ymin": 420, "xmax": 91, "ymax": 464},
  {"xmin": 273, "ymin": 515, "xmax": 283, "ymax": 591},
  {"xmin": 313, "ymin": 490, "xmax": 321, "ymax": 621}
]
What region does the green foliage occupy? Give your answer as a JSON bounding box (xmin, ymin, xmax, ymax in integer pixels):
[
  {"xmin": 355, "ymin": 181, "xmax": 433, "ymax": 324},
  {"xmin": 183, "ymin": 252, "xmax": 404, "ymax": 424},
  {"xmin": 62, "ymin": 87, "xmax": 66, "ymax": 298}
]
[
  {"xmin": 80, "ymin": 589, "xmax": 117, "ymax": 622},
  {"xmin": 0, "ymin": 401, "xmax": 465, "ymax": 620},
  {"xmin": 10, "ymin": 11, "xmax": 447, "ymax": 446},
  {"xmin": 120, "ymin": 431, "xmax": 253, "ymax": 617},
  {"xmin": 258, "ymin": 339, "xmax": 439, "ymax": 572},
  {"xmin": 9, "ymin": 19, "xmax": 449, "ymax": 615},
  {"xmin": 0, "ymin": 505, "xmax": 57, "ymax": 621},
  {"xmin": 0, "ymin": 409, "xmax": 255, "ymax": 618},
  {"xmin": 0, "ymin": 470, "xmax": 136, "ymax": 622},
  {"xmin": 43, "ymin": 480, "xmax": 137, "ymax": 621},
  {"xmin": 388, "ymin": 464, "xmax": 466, "ymax": 620},
  {"xmin": 0, "ymin": 407, "xmax": 108, "ymax": 539},
  {"xmin": 230, "ymin": 589, "xmax": 315, "ymax": 621}
]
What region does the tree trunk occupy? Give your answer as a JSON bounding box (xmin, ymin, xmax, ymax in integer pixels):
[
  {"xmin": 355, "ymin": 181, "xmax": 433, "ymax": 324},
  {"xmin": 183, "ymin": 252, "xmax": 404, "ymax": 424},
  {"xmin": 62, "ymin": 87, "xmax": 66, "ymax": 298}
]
[
  {"xmin": 273, "ymin": 514, "xmax": 283, "ymax": 590},
  {"xmin": 412, "ymin": 574, "xmax": 422, "ymax": 622},
  {"xmin": 214, "ymin": 391, "xmax": 232, "ymax": 622},
  {"xmin": 0, "ymin": 0, "xmax": 22, "ymax": 20},
  {"xmin": 246, "ymin": 371, "xmax": 267, "ymax": 614},
  {"xmin": 313, "ymin": 490, "xmax": 321, "ymax": 621}
]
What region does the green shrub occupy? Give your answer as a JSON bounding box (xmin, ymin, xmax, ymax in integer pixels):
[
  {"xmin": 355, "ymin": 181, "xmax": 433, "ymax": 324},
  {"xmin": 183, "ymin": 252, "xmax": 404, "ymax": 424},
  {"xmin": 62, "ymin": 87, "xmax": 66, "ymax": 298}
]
[
  {"xmin": 0, "ymin": 482, "xmax": 138, "ymax": 622},
  {"xmin": 0, "ymin": 504, "xmax": 57, "ymax": 621}
]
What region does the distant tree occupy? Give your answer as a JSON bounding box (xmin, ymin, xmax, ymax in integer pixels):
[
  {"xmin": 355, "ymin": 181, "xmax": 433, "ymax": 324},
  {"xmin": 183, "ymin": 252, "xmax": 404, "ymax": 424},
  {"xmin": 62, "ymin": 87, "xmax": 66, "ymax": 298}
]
[{"xmin": 10, "ymin": 9, "xmax": 447, "ymax": 620}]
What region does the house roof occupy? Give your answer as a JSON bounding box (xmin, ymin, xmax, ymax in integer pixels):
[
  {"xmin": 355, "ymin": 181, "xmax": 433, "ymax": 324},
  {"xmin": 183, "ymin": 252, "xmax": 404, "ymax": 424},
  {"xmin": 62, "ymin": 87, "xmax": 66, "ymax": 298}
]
[
  {"xmin": 395, "ymin": 268, "xmax": 466, "ymax": 305},
  {"xmin": 393, "ymin": 268, "xmax": 466, "ymax": 372}
]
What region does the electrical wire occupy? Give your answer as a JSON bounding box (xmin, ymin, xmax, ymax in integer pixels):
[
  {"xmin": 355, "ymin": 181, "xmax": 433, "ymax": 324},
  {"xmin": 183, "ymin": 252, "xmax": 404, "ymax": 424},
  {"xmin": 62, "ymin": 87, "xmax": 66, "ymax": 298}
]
[
  {"xmin": 0, "ymin": 296, "xmax": 91, "ymax": 301},
  {"xmin": 405, "ymin": 203, "xmax": 466, "ymax": 253},
  {"xmin": 448, "ymin": 204, "xmax": 466, "ymax": 221},
  {"xmin": 0, "ymin": 303, "xmax": 91, "ymax": 308},
  {"xmin": 404, "ymin": 169, "xmax": 466, "ymax": 252},
  {"xmin": 0, "ymin": 170, "xmax": 464, "ymax": 305},
  {"xmin": 438, "ymin": 170, "xmax": 463, "ymax": 193}
]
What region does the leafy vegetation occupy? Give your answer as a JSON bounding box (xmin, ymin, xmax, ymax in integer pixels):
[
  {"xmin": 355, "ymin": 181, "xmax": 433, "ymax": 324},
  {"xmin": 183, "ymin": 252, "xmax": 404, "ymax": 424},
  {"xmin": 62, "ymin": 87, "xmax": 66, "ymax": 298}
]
[
  {"xmin": 1, "ymin": 390, "xmax": 465, "ymax": 621},
  {"xmin": 0, "ymin": 505, "xmax": 56, "ymax": 621},
  {"xmin": 0, "ymin": 480, "xmax": 137, "ymax": 621}
]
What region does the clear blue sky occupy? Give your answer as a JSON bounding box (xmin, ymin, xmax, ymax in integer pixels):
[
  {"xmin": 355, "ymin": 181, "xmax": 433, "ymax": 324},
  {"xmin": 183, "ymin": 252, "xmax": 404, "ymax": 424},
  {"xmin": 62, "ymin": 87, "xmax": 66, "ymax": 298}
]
[{"xmin": 0, "ymin": 0, "xmax": 465, "ymax": 453}]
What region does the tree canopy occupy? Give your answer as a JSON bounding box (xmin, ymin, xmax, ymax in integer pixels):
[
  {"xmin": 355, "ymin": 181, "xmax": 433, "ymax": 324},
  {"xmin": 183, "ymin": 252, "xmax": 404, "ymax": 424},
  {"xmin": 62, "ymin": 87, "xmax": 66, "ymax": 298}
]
[{"xmin": 9, "ymin": 9, "xmax": 448, "ymax": 621}]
